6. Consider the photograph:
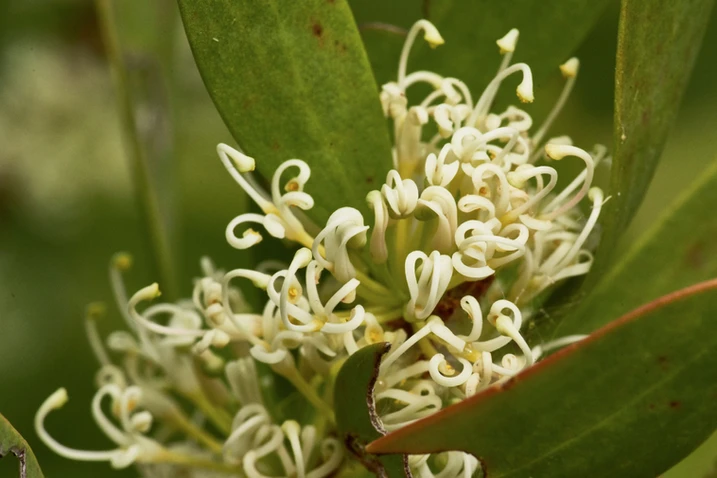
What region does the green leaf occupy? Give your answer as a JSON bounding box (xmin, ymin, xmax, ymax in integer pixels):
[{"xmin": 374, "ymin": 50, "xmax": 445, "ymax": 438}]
[
  {"xmin": 546, "ymin": 157, "xmax": 717, "ymax": 337},
  {"xmin": 367, "ymin": 279, "xmax": 717, "ymax": 477},
  {"xmin": 0, "ymin": 414, "xmax": 44, "ymax": 478},
  {"xmin": 589, "ymin": 0, "xmax": 715, "ymax": 275},
  {"xmin": 335, "ymin": 461, "xmax": 379, "ymax": 478},
  {"xmin": 664, "ymin": 430, "xmax": 717, "ymax": 478},
  {"xmin": 178, "ymin": 0, "xmax": 393, "ymax": 225},
  {"xmin": 352, "ymin": 0, "xmax": 610, "ymax": 93},
  {"xmin": 334, "ymin": 343, "xmax": 411, "ymax": 478}
]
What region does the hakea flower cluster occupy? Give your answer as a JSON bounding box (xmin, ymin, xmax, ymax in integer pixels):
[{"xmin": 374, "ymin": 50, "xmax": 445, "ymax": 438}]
[{"xmin": 36, "ymin": 20, "xmax": 606, "ymax": 477}]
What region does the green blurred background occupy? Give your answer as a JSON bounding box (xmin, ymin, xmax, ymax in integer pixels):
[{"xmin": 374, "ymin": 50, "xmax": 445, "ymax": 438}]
[{"xmin": 0, "ymin": 0, "xmax": 714, "ymax": 476}]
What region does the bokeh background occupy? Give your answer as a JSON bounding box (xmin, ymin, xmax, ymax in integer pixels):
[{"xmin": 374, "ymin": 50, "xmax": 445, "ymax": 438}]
[{"xmin": 0, "ymin": 0, "xmax": 715, "ymax": 476}]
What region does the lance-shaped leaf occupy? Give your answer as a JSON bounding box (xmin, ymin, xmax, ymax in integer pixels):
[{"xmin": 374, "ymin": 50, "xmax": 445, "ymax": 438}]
[
  {"xmin": 367, "ymin": 279, "xmax": 717, "ymax": 477},
  {"xmin": 1, "ymin": 414, "xmax": 44, "ymax": 478},
  {"xmin": 178, "ymin": 0, "xmax": 393, "ymax": 224},
  {"xmin": 589, "ymin": 0, "xmax": 715, "ymax": 276},
  {"xmin": 352, "ymin": 0, "xmax": 610, "ymax": 93},
  {"xmin": 334, "ymin": 343, "xmax": 412, "ymax": 478}
]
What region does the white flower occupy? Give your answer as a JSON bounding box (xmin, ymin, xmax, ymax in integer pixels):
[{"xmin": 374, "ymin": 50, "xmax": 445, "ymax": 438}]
[
  {"xmin": 367, "ymin": 190, "xmax": 390, "ymax": 263},
  {"xmin": 218, "ymin": 143, "xmax": 315, "ymax": 249},
  {"xmin": 415, "ymin": 186, "xmax": 459, "ymax": 253},
  {"xmin": 312, "ymin": 208, "xmax": 368, "ymax": 283},
  {"xmin": 38, "ymin": 17, "xmax": 608, "ymax": 478},
  {"xmin": 376, "ymin": 382, "xmax": 443, "ymax": 432},
  {"xmin": 404, "ymin": 251, "xmax": 453, "ymax": 321},
  {"xmin": 381, "ymin": 170, "xmax": 419, "ymax": 218},
  {"xmin": 425, "ymin": 144, "xmax": 460, "ymax": 187},
  {"xmin": 36, "ymin": 387, "xmax": 163, "ymax": 469}
]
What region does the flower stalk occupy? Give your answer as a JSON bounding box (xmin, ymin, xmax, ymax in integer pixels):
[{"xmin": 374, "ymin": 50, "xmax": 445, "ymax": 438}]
[{"xmin": 95, "ymin": 0, "xmax": 178, "ymax": 298}]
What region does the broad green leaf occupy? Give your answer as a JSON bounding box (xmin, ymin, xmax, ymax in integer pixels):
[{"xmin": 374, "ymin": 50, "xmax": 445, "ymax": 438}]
[
  {"xmin": 545, "ymin": 157, "xmax": 717, "ymax": 337},
  {"xmin": 178, "ymin": 0, "xmax": 393, "ymax": 224},
  {"xmin": 367, "ymin": 279, "xmax": 717, "ymax": 477},
  {"xmin": 665, "ymin": 430, "xmax": 717, "ymax": 478},
  {"xmin": 352, "ymin": 0, "xmax": 610, "ymax": 93},
  {"xmin": 334, "ymin": 343, "xmax": 411, "ymax": 478},
  {"xmin": 589, "ymin": 0, "xmax": 715, "ymax": 276},
  {"xmin": 0, "ymin": 414, "xmax": 44, "ymax": 478}
]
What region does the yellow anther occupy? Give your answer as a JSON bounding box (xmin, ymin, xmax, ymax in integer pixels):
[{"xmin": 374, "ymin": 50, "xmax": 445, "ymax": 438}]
[
  {"xmin": 285, "ymin": 179, "xmax": 300, "ymax": 192},
  {"xmin": 112, "ymin": 252, "xmax": 133, "ymax": 271}
]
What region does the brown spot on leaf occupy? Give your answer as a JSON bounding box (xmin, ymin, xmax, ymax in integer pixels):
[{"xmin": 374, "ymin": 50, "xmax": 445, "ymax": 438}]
[
  {"xmin": 242, "ymin": 95, "xmax": 257, "ymax": 110},
  {"xmin": 669, "ymin": 401, "xmax": 681, "ymax": 409},
  {"xmin": 366, "ymin": 176, "xmax": 374, "ymax": 184},
  {"xmin": 312, "ymin": 23, "xmax": 323, "ymax": 37},
  {"xmin": 332, "ymin": 39, "xmax": 348, "ymax": 53},
  {"xmin": 657, "ymin": 356, "xmax": 669, "ymax": 370},
  {"xmin": 641, "ymin": 110, "xmax": 650, "ymax": 125},
  {"xmin": 684, "ymin": 241, "xmax": 706, "ymax": 269},
  {"xmin": 649, "ymin": 403, "xmax": 656, "ymax": 410},
  {"xmin": 271, "ymin": 142, "xmax": 280, "ymax": 151}
]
